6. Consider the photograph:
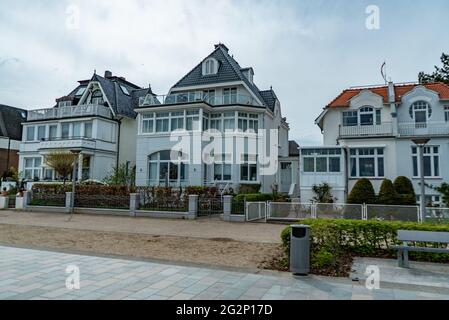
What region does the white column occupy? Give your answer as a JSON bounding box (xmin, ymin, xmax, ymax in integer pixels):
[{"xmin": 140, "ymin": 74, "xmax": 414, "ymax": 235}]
[{"xmin": 78, "ymin": 153, "xmax": 83, "ymax": 181}]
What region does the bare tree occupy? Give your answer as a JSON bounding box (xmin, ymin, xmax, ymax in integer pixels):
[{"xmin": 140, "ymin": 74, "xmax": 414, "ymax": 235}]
[{"xmin": 44, "ymin": 152, "xmax": 77, "ymax": 185}]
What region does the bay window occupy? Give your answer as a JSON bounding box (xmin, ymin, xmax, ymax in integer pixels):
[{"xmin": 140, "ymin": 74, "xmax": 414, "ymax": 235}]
[
  {"xmin": 350, "ymin": 148, "xmax": 384, "ymax": 178},
  {"xmin": 148, "ymin": 150, "xmax": 188, "ymax": 185},
  {"xmin": 155, "ymin": 112, "xmax": 169, "ymax": 133},
  {"xmin": 170, "ymin": 111, "xmax": 184, "ymax": 131},
  {"xmin": 210, "ymin": 113, "xmax": 222, "ymax": 131},
  {"xmin": 223, "ymin": 112, "xmax": 235, "ymax": 131},
  {"xmin": 240, "ymin": 154, "xmax": 257, "ymax": 181},
  {"xmin": 302, "ymin": 148, "xmax": 342, "ymax": 173},
  {"xmin": 142, "ymin": 113, "xmax": 154, "ymax": 133},
  {"xmin": 24, "ymin": 157, "xmax": 41, "ymax": 180},
  {"xmin": 213, "ymin": 154, "xmax": 232, "ymax": 181},
  {"xmin": 186, "ymin": 110, "xmax": 199, "ymax": 131},
  {"xmin": 223, "ymin": 87, "xmax": 237, "ymax": 104},
  {"xmin": 412, "ymin": 146, "xmax": 439, "ymax": 178}
]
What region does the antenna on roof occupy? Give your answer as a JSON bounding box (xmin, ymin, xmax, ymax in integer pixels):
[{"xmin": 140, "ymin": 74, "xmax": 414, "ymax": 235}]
[
  {"xmin": 381, "ymin": 61, "xmax": 387, "ymax": 84},
  {"xmin": 94, "ymin": 69, "xmax": 97, "ymax": 75}
]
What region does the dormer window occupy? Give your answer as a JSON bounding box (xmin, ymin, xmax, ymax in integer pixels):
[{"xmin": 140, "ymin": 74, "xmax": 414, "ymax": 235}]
[
  {"xmin": 202, "ymin": 58, "xmax": 219, "ymax": 76},
  {"xmin": 120, "ymin": 85, "xmax": 130, "ymax": 96}
]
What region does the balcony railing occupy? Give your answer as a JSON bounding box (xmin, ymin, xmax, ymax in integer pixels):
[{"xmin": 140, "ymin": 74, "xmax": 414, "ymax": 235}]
[
  {"xmin": 38, "ymin": 138, "xmax": 97, "ymax": 150},
  {"xmin": 339, "ymin": 122, "xmax": 393, "ymax": 138},
  {"xmin": 27, "ymin": 104, "xmax": 112, "ymax": 121},
  {"xmin": 139, "ymin": 93, "xmax": 262, "ymax": 107},
  {"xmin": 398, "ymin": 122, "xmax": 449, "ymax": 137}
]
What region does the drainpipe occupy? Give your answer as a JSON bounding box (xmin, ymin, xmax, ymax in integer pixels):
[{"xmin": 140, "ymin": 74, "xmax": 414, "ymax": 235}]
[
  {"xmin": 343, "ymin": 146, "xmax": 349, "ymax": 202},
  {"xmin": 6, "ymin": 138, "xmax": 11, "ymax": 171},
  {"xmin": 116, "ymin": 118, "xmax": 122, "ymax": 169},
  {"xmin": 388, "ymin": 81, "xmax": 398, "ymax": 136}
]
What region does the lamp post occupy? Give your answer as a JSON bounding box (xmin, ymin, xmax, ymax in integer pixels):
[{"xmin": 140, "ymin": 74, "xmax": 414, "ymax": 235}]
[
  {"xmin": 69, "ymin": 150, "xmax": 81, "ymax": 220},
  {"xmin": 412, "ymin": 138, "xmax": 430, "ymax": 221}
]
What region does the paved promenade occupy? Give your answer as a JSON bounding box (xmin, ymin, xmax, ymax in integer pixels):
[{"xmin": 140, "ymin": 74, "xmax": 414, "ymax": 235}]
[{"xmin": 0, "ymin": 245, "xmax": 448, "ymax": 300}]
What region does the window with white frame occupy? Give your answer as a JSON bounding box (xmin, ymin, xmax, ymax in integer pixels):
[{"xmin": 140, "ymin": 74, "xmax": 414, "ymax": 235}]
[
  {"xmin": 203, "ymin": 90, "xmax": 215, "ymax": 104},
  {"xmin": 223, "ymin": 112, "xmax": 235, "ymax": 131},
  {"xmin": 342, "ymin": 111, "xmax": 358, "ymax": 127},
  {"xmin": 342, "ymin": 107, "xmax": 380, "ymax": 127},
  {"xmin": 170, "ymin": 111, "xmax": 184, "ymax": 131},
  {"xmin": 61, "ymin": 123, "xmax": 70, "ymax": 139},
  {"xmin": 237, "ymin": 113, "xmax": 258, "ymax": 133},
  {"xmin": 302, "ymin": 148, "xmax": 342, "ymax": 173},
  {"xmin": 73, "ymin": 122, "xmax": 82, "ymax": 138},
  {"xmin": 203, "ymin": 58, "xmax": 218, "ymax": 76},
  {"xmin": 210, "ymin": 113, "xmax": 222, "ymax": 131},
  {"xmin": 350, "ymin": 148, "xmax": 384, "ymax": 178},
  {"xmin": 142, "ymin": 113, "xmax": 154, "ymax": 133},
  {"xmin": 24, "ymin": 157, "xmax": 41, "ymax": 180},
  {"xmin": 409, "ymin": 101, "xmax": 432, "ymax": 125},
  {"xmin": 223, "ymin": 88, "xmax": 237, "ymax": 104},
  {"xmin": 240, "ymin": 154, "xmax": 257, "ymax": 181},
  {"xmin": 202, "ymin": 113, "xmax": 209, "ymax": 131},
  {"xmin": 91, "ymin": 90, "xmax": 104, "ymax": 105},
  {"xmin": 49, "ymin": 125, "xmax": 58, "ymax": 140},
  {"xmin": 213, "ymin": 154, "xmax": 232, "ymax": 181},
  {"xmin": 445, "ymin": 106, "xmax": 449, "ymax": 122},
  {"xmin": 412, "ymin": 146, "xmax": 439, "ymax": 178},
  {"xmin": 186, "ymin": 110, "xmax": 200, "ymax": 131},
  {"xmin": 417, "ymin": 195, "xmax": 441, "ymax": 207},
  {"xmin": 148, "ymin": 150, "xmax": 188, "ymax": 185},
  {"xmin": 37, "ymin": 126, "xmax": 46, "ymax": 141},
  {"xmin": 58, "ymin": 100, "xmax": 72, "ymax": 107},
  {"xmin": 155, "ymin": 112, "xmax": 170, "ymax": 133},
  {"xmin": 26, "ymin": 126, "xmax": 35, "ymax": 141},
  {"xmin": 84, "ymin": 122, "xmax": 93, "ymax": 138}
]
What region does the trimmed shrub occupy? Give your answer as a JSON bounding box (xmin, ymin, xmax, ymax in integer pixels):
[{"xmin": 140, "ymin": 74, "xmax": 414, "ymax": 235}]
[
  {"xmin": 238, "ymin": 184, "xmax": 261, "ymax": 194},
  {"xmin": 234, "ymin": 193, "xmax": 274, "ymax": 202},
  {"xmin": 377, "ymin": 179, "xmax": 400, "ymax": 205},
  {"xmin": 347, "ymin": 178, "xmax": 376, "ymax": 204},
  {"xmin": 394, "ymin": 176, "xmax": 417, "ymax": 205},
  {"xmin": 282, "ymin": 219, "xmax": 449, "ymax": 265}
]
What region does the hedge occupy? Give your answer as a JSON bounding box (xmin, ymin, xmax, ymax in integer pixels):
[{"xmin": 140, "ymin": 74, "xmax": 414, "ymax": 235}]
[
  {"xmin": 32, "ymin": 183, "xmax": 132, "ymax": 196},
  {"xmin": 282, "ymin": 219, "xmax": 449, "ymax": 266},
  {"xmin": 234, "ymin": 193, "xmax": 274, "ymax": 202}
]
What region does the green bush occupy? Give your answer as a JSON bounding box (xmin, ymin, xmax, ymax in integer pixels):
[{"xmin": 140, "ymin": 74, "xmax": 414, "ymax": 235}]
[
  {"xmin": 281, "ymin": 219, "xmax": 449, "ymax": 264},
  {"xmin": 238, "ymin": 184, "xmax": 261, "ymax": 194},
  {"xmin": 312, "ymin": 249, "xmax": 334, "ymax": 269},
  {"xmin": 347, "ymin": 178, "xmax": 376, "ymax": 204},
  {"xmin": 377, "ymin": 179, "xmax": 400, "ymax": 205},
  {"xmin": 234, "ymin": 193, "xmax": 274, "ymax": 202},
  {"xmin": 393, "ymin": 176, "xmax": 417, "ymax": 205}
]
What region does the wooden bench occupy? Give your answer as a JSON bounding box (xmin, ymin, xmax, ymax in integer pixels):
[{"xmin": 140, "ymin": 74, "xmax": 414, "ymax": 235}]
[{"xmin": 392, "ymin": 230, "xmax": 449, "ymax": 268}]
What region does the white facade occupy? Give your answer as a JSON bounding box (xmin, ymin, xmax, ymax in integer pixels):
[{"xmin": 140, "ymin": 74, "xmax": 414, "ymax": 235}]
[{"xmin": 309, "ymin": 82, "xmax": 449, "ymax": 206}]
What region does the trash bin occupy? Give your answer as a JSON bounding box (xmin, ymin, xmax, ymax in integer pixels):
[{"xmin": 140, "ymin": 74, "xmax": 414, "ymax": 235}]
[{"xmin": 290, "ymin": 224, "xmax": 310, "ymax": 275}]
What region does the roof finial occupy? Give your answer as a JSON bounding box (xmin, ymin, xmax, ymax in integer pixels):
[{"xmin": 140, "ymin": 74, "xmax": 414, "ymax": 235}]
[
  {"xmin": 270, "ymin": 85, "xmax": 273, "ymax": 90},
  {"xmin": 94, "ymin": 69, "xmax": 97, "ymax": 75}
]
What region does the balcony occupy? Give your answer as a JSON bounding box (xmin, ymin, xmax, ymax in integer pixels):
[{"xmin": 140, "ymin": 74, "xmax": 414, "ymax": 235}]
[
  {"xmin": 339, "ymin": 122, "xmax": 393, "ymax": 138},
  {"xmin": 398, "ymin": 122, "xmax": 449, "ymax": 137},
  {"xmin": 139, "ymin": 93, "xmax": 262, "ymax": 107},
  {"xmin": 38, "ymin": 138, "xmax": 97, "ymax": 151},
  {"xmin": 27, "ymin": 104, "xmax": 112, "ymax": 121}
]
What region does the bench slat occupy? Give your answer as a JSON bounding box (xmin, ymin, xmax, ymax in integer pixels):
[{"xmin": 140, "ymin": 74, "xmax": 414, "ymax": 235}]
[
  {"xmin": 391, "ymin": 245, "xmax": 449, "ymax": 254},
  {"xmin": 397, "ymin": 230, "xmax": 449, "ymax": 243}
]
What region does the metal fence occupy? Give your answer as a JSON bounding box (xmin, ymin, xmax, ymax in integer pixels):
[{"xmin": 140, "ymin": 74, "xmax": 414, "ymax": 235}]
[
  {"xmin": 231, "ymin": 199, "xmax": 245, "ymax": 215},
  {"xmin": 197, "ymin": 197, "xmax": 223, "ymax": 217},
  {"xmin": 74, "ymin": 194, "xmax": 130, "ymax": 210},
  {"xmin": 8, "ymin": 195, "xmax": 16, "ymax": 209},
  {"xmin": 246, "ymin": 202, "xmax": 267, "ymax": 221},
  {"xmin": 424, "ymin": 207, "xmax": 449, "ymax": 223},
  {"xmin": 267, "ymin": 202, "xmax": 313, "ymax": 220},
  {"xmin": 316, "ymin": 203, "xmax": 364, "ymax": 220},
  {"xmin": 366, "ymin": 204, "xmax": 420, "ymax": 222},
  {"xmin": 139, "ymin": 196, "xmax": 187, "ymax": 212},
  {"xmin": 30, "ymin": 193, "xmax": 66, "ymax": 207}
]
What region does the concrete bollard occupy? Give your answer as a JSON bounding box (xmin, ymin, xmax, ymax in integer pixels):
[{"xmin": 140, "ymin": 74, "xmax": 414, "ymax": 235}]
[
  {"xmin": 188, "ymin": 195, "xmax": 198, "ymax": 220},
  {"xmin": 129, "ymin": 193, "xmax": 139, "ymax": 217},
  {"xmin": 0, "ymin": 196, "xmax": 8, "ymax": 210},
  {"xmin": 65, "ymin": 192, "xmax": 74, "ymax": 214},
  {"xmin": 222, "ymin": 195, "xmax": 233, "ymax": 221}
]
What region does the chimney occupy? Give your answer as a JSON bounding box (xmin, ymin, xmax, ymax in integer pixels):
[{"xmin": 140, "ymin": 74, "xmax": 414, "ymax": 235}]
[{"xmin": 104, "ymin": 70, "xmax": 112, "ymax": 78}]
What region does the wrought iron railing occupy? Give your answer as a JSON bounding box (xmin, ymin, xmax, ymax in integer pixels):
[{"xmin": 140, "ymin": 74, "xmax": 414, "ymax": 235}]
[
  {"xmin": 30, "ymin": 193, "xmax": 66, "ymax": 207},
  {"xmin": 197, "ymin": 197, "xmax": 223, "ymax": 216},
  {"xmin": 74, "ymin": 194, "xmax": 130, "ymax": 210}
]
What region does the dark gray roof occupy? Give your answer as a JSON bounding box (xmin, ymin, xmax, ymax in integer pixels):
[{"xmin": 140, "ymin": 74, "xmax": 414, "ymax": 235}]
[
  {"xmin": 0, "ymin": 104, "xmax": 27, "ymax": 140},
  {"xmin": 172, "ymin": 44, "xmax": 276, "ymax": 110},
  {"xmin": 131, "ymin": 87, "xmax": 158, "ymax": 108},
  {"xmin": 288, "ymin": 140, "xmax": 300, "ymax": 157},
  {"xmin": 259, "ymin": 89, "xmax": 278, "ymax": 111}
]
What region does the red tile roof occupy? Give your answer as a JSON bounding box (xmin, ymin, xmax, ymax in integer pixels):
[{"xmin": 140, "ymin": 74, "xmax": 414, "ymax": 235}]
[{"xmin": 326, "ymin": 82, "xmax": 449, "ymax": 108}]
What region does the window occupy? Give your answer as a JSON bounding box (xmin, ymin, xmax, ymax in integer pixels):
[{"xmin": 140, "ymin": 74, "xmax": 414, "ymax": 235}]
[
  {"xmin": 210, "ymin": 113, "xmax": 222, "ymax": 131},
  {"xmin": 155, "ymin": 112, "xmax": 169, "ymax": 133},
  {"xmin": 359, "ymin": 106, "xmax": 374, "ymax": 126},
  {"xmin": 58, "ymin": 101, "xmax": 72, "ymax": 107},
  {"xmin": 343, "ymin": 111, "xmax": 358, "ymax": 127},
  {"xmin": 445, "ymin": 106, "xmax": 449, "ymax": 122},
  {"xmin": 49, "ymin": 125, "xmax": 58, "ymax": 140},
  {"xmin": 248, "ymin": 114, "xmax": 259, "ymax": 133},
  {"xmin": 75, "ymin": 87, "xmax": 86, "ymax": 96},
  {"xmin": 186, "ymin": 110, "xmax": 199, "ymax": 131},
  {"xmin": 223, "ymin": 88, "xmax": 237, "ymax": 104},
  {"xmin": 26, "ymin": 126, "xmax": 35, "ymax": 141},
  {"xmin": 43, "ymin": 168, "xmax": 54, "ymax": 181},
  {"xmin": 120, "ymin": 85, "xmax": 130, "ymax": 95},
  {"xmin": 238, "ymin": 113, "xmax": 258, "ymax": 132},
  {"xmin": 37, "ymin": 126, "xmax": 46, "ymax": 141},
  {"xmin": 412, "ymin": 146, "xmax": 439, "ymax": 177},
  {"xmin": 349, "ymin": 148, "xmax": 384, "ymax": 178},
  {"xmin": 24, "ymin": 157, "xmax": 41, "ymax": 180},
  {"xmin": 417, "ymin": 195, "xmax": 441, "ymax": 207},
  {"xmin": 84, "ymin": 122, "xmax": 92, "ymax": 138},
  {"xmin": 148, "ymin": 151, "xmax": 188, "ymax": 185},
  {"xmin": 409, "ymin": 101, "xmax": 432, "ymax": 126},
  {"xmin": 170, "ymin": 111, "xmax": 184, "ymax": 131},
  {"xmin": 73, "ymin": 122, "xmax": 81, "ymax": 138},
  {"xmin": 203, "ymin": 90, "xmax": 215, "ymax": 104},
  {"xmin": 91, "ymin": 90, "xmax": 104, "ymax": 105},
  {"xmin": 223, "ymin": 112, "xmax": 235, "ymax": 131},
  {"xmin": 142, "ymin": 113, "xmax": 154, "ymax": 133},
  {"xmin": 240, "ymin": 155, "xmax": 257, "ymax": 181},
  {"xmin": 61, "ymin": 123, "xmax": 70, "ymax": 139},
  {"xmin": 202, "ymin": 113, "xmax": 209, "ymax": 131},
  {"xmin": 302, "ymin": 148, "xmax": 342, "ymax": 173},
  {"xmin": 203, "ymin": 58, "xmax": 218, "ymax": 75},
  {"xmin": 213, "ymin": 154, "xmax": 232, "ymax": 181}
]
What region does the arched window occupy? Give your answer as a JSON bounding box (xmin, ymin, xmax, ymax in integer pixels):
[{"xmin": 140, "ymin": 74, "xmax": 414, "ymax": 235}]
[
  {"xmin": 359, "ymin": 106, "xmax": 375, "ymax": 126},
  {"xmin": 409, "ymin": 101, "xmax": 432, "ymax": 126},
  {"xmin": 202, "ymin": 58, "xmax": 218, "ymax": 75},
  {"xmin": 148, "ymin": 150, "xmax": 188, "ymax": 186},
  {"xmin": 91, "ymin": 89, "xmax": 104, "ymax": 105}
]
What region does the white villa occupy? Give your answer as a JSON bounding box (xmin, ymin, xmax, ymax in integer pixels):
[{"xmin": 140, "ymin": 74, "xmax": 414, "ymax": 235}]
[
  {"xmin": 18, "ymin": 71, "xmax": 140, "ymax": 182},
  {"xmin": 134, "ymin": 44, "xmax": 299, "ymax": 194},
  {"xmin": 300, "ymin": 81, "xmax": 449, "ymax": 206}
]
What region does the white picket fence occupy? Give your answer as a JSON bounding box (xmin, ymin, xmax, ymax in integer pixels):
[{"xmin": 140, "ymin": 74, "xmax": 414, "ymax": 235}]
[{"xmin": 246, "ymin": 201, "xmax": 426, "ymax": 222}]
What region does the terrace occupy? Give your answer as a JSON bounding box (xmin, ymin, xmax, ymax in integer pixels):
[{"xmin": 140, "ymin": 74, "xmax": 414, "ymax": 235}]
[{"xmin": 27, "ymin": 104, "xmax": 112, "ymax": 121}]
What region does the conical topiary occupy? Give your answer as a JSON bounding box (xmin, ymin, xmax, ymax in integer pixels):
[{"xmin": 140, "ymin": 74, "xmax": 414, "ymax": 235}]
[
  {"xmin": 393, "ymin": 176, "xmax": 417, "ymax": 205},
  {"xmin": 377, "ymin": 179, "xmax": 400, "ymax": 205},
  {"xmin": 347, "ymin": 178, "xmax": 376, "ymax": 204}
]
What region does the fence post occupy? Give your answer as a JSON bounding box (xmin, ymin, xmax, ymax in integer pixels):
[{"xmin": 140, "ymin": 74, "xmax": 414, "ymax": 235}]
[
  {"xmin": 129, "ymin": 193, "xmax": 139, "ymax": 217},
  {"xmin": 222, "ymin": 195, "xmax": 232, "ymax": 221},
  {"xmin": 312, "ymin": 203, "xmax": 317, "ymax": 219},
  {"xmin": 65, "ymin": 192, "xmax": 73, "ymax": 214},
  {"xmin": 0, "ymin": 196, "xmax": 8, "ymax": 210},
  {"xmin": 24, "ymin": 190, "xmax": 32, "ymax": 209},
  {"xmin": 418, "ymin": 206, "xmax": 422, "ymax": 223},
  {"xmin": 188, "ymin": 195, "xmax": 198, "ymax": 220},
  {"xmin": 362, "ymin": 203, "xmax": 367, "ymax": 220}
]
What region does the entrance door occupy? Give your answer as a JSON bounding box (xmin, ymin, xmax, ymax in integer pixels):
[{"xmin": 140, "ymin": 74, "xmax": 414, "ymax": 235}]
[{"xmin": 280, "ymin": 162, "xmax": 292, "ymax": 193}]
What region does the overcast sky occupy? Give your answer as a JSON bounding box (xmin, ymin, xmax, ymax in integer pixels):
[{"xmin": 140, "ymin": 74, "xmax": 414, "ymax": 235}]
[{"xmin": 1, "ymin": 0, "xmax": 449, "ymax": 145}]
